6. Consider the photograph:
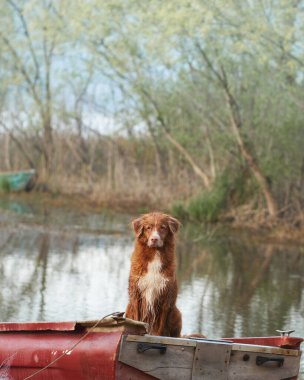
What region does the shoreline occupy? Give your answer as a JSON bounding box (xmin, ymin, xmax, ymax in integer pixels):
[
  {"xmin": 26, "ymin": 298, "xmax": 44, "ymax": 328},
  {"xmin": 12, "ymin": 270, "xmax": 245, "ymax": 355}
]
[{"xmin": 1, "ymin": 190, "xmax": 304, "ymax": 246}]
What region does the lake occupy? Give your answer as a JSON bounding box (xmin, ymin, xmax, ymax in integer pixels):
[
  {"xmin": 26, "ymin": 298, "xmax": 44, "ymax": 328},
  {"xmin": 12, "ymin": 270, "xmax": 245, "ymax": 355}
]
[{"xmin": 0, "ymin": 196, "xmax": 303, "ymax": 377}]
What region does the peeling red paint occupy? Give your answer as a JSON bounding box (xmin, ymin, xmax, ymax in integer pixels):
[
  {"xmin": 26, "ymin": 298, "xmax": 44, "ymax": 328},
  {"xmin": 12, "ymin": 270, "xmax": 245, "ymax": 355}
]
[
  {"xmin": 0, "ymin": 329, "xmax": 122, "ymax": 380},
  {"xmin": 0, "ymin": 321, "xmax": 76, "ymax": 332}
]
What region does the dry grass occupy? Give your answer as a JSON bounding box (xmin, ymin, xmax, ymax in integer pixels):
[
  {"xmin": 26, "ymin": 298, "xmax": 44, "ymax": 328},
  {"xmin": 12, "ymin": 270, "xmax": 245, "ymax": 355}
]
[
  {"xmin": 221, "ymin": 203, "xmax": 304, "ymax": 245},
  {"xmin": 1, "ymin": 131, "xmax": 304, "ymax": 244},
  {"xmin": 36, "ymin": 169, "xmax": 200, "ymax": 213}
]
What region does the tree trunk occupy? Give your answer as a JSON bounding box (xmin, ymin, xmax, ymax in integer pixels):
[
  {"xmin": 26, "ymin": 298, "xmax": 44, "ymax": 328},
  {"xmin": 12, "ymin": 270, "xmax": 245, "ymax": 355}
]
[
  {"xmin": 0, "ymin": 121, "xmax": 35, "ymax": 169},
  {"xmin": 42, "ymin": 114, "xmax": 54, "ymax": 175},
  {"xmin": 163, "ymin": 130, "xmax": 210, "ymax": 189},
  {"xmin": 197, "ymin": 46, "xmax": 278, "ymax": 217},
  {"xmin": 225, "ymin": 91, "xmax": 278, "ymax": 217},
  {"xmin": 4, "ymin": 133, "xmax": 11, "ymax": 170},
  {"xmin": 145, "ymin": 118, "xmax": 168, "ymax": 178},
  {"xmin": 140, "ymin": 88, "xmax": 210, "ymax": 188}
]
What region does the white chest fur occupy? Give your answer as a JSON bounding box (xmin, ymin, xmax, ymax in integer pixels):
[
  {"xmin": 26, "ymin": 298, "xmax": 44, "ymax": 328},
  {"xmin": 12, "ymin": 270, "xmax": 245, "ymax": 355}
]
[{"xmin": 138, "ymin": 252, "xmax": 168, "ymax": 310}]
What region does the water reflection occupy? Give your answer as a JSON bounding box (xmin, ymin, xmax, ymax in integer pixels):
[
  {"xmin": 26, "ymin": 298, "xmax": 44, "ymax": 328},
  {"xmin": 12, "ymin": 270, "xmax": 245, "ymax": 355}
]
[
  {"xmin": 177, "ymin": 234, "xmax": 304, "ymax": 339},
  {"xmin": 0, "ymin": 200, "xmax": 303, "ymax": 376},
  {"xmin": 0, "ymin": 226, "xmax": 132, "ymax": 322}
]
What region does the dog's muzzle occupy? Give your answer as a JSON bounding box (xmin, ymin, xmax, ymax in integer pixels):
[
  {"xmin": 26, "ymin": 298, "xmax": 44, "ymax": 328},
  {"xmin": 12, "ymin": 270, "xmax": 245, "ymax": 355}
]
[{"xmin": 148, "ymin": 231, "xmax": 163, "ymax": 248}]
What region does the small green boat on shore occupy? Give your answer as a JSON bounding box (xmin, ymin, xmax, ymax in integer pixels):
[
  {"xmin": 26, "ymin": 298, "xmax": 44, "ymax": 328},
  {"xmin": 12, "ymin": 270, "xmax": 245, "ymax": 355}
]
[{"xmin": 0, "ymin": 169, "xmax": 36, "ymax": 192}]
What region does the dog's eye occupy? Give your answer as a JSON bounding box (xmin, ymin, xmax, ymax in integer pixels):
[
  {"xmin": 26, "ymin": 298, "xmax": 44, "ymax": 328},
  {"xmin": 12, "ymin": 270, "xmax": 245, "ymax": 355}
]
[
  {"xmin": 161, "ymin": 225, "xmax": 167, "ymax": 230},
  {"xmin": 146, "ymin": 225, "xmax": 152, "ymax": 231}
]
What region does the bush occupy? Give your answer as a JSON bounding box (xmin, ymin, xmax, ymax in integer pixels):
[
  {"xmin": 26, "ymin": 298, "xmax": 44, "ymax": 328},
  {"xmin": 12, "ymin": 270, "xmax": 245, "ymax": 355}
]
[
  {"xmin": 172, "ymin": 168, "xmax": 254, "ymax": 223},
  {"xmin": 0, "ymin": 178, "xmax": 11, "ymax": 192},
  {"xmin": 171, "ymin": 201, "xmax": 189, "ymax": 221},
  {"xmin": 187, "ymin": 173, "xmax": 230, "ymax": 222}
]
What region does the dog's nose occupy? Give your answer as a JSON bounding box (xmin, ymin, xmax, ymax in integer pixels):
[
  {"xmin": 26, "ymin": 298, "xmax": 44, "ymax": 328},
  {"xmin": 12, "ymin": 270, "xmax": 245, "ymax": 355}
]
[{"xmin": 151, "ymin": 237, "xmax": 159, "ymax": 243}]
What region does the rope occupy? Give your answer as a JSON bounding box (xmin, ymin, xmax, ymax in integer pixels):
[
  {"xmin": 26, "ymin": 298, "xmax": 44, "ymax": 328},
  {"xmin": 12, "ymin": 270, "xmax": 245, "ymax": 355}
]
[{"xmin": 23, "ymin": 312, "xmax": 123, "ymax": 380}]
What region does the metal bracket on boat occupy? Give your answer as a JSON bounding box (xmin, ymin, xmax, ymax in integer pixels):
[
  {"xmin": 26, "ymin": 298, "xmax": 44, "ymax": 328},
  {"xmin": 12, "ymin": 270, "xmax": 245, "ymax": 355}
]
[
  {"xmin": 276, "ymin": 329, "xmax": 295, "ymax": 337},
  {"xmin": 256, "ymin": 356, "xmax": 284, "ymax": 367},
  {"xmin": 137, "ymin": 342, "xmax": 167, "ymax": 354}
]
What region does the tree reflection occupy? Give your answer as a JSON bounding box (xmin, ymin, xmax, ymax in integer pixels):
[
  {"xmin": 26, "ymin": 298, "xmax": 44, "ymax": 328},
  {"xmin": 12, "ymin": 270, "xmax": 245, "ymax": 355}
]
[
  {"xmin": 0, "ymin": 229, "xmax": 51, "ymax": 321},
  {"xmin": 0, "ymin": 223, "xmax": 132, "ymax": 322},
  {"xmin": 0, "ymin": 217, "xmax": 303, "ymax": 344},
  {"xmin": 37, "ymin": 233, "xmax": 50, "ymax": 320},
  {"xmin": 176, "ymin": 225, "xmax": 304, "ymax": 338}
]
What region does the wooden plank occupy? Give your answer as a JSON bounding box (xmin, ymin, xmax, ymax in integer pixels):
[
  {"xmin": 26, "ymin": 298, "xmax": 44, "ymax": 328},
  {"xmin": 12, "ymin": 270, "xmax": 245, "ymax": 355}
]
[
  {"xmin": 192, "ymin": 340, "xmax": 232, "ymax": 380},
  {"xmin": 127, "ymin": 335, "xmax": 299, "ymax": 355},
  {"xmin": 116, "ymin": 362, "xmax": 159, "ymax": 380},
  {"xmin": 228, "ymin": 350, "xmax": 301, "ymax": 380},
  {"xmin": 231, "ymin": 343, "xmax": 299, "ymax": 357},
  {"xmin": 126, "ymin": 335, "xmax": 197, "ymax": 347},
  {"xmin": 119, "ymin": 335, "xmax": 194, "ymax": 380},
  {"xmin": 120, "ymin": 335, "xmax": 302, "ymax": 380}
]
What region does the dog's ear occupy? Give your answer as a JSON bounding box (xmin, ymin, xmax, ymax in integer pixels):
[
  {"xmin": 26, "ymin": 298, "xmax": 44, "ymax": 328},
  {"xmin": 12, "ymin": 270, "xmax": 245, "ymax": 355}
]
[
  {"xmin": 132, "ymin": 217, "xmax": 144, "ymax": 237},
  {"xmin": 168, "ymin": 216, "xmax": 180, "ymax": 234}
]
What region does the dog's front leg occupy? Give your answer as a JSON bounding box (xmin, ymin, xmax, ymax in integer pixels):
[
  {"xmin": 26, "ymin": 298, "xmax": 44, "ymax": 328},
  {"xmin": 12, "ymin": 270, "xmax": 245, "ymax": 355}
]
[
  {"xmin": 153, "ymin": 306, "xmax": 170, "ymax": 336},
  {"xmin": 125, "ymin": 279, "xmax": 142, "ymax": 321},
  {"xmin": 154, "ymin": 305, "xmax": 182, "ymax": 337}
]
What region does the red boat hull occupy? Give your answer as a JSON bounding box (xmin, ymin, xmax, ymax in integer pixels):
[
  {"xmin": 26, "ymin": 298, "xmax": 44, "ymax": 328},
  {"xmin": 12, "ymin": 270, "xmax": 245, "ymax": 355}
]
[
  {"xmin": 0, "ymin": 318, "xmax": 154, "ymax": 380},
  {"xmin": 0, "ymin": 318, "xmax": 302, "ymax": 380},
  {"xmin": 0, "ymin": 331, "xmax": 121, "ymax": 380}
]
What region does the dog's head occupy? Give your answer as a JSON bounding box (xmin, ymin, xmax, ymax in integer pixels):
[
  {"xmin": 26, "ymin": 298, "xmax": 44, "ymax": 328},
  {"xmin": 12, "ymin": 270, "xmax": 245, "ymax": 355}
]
[{"xmin": 132, "ymin": 212, "xmax": 180, "ymax": 248}]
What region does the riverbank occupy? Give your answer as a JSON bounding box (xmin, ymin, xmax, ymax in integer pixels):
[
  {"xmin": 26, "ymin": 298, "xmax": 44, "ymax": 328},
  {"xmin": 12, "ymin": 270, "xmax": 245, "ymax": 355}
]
[
  {"xmin": 220, "ymin": 205, "xmax": 304, "ymax": 246},
  {"xmin": 1, "ymin": 190, "xmax": 304, "ymax": 246}
]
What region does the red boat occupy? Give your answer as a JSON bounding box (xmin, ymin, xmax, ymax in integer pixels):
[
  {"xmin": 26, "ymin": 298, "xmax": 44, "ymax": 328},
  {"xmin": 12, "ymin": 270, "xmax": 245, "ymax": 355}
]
[{"xmin": 0, "ymin": 314, "xmax": 302, "ymax": 380}]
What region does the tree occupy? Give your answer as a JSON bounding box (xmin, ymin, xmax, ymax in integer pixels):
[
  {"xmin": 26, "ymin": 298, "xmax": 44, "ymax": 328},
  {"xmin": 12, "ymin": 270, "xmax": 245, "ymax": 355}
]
[
  {"xmin": 0, "ymin": 0, "xmax": 72, "ymax": 174},
  {"xmin": 80, "ymin": 0, "xmax": 304, "ymax": 216}
]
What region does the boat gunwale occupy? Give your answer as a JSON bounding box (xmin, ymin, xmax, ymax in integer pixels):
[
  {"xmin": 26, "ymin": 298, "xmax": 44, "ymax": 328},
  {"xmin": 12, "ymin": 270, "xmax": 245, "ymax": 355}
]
[
  {"xmin": 126, "ymin": 334, "xmax": 301, "ymax": 357},
  {"xmin": 0, "ymin": 317, "xmax": 148, "ymax": 333},
  {"xmin": 0, "ymin": 169, "xmax": 35, "ymax": 176}
]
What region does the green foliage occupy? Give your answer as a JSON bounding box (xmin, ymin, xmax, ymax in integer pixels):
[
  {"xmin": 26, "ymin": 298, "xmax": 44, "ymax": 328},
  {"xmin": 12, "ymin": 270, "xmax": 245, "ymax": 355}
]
[
  {"xmin": 0, "ymin": 178, "xmax": 11, "ymax": 193},
  {"xmin": 172, "ymin": 169, "xmax": 258, "ymax": 223},
  {"xmin": 0, "ymin": 0, "xmax": 304, "ymax": 215},
  {"xmin": 188, "ymin": 173, "xmax": 232, "ymax": 222},
  {"xmin": 171, "ymin": 201, "xmax": 189, "ymax": 221}
]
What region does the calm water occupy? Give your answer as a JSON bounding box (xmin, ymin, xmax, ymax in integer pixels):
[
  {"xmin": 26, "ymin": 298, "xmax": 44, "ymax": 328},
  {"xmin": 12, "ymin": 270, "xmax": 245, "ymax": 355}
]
[{"xmin": 0, "ymin": 197, "xmax": 303, "ymax": 376}]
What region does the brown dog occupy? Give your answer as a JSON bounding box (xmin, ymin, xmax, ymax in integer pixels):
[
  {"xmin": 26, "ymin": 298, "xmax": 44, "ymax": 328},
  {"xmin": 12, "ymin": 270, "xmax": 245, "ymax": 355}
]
[{"xmin": 125, "ymin": 212, "xmax": 182, "ymax": 337}]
